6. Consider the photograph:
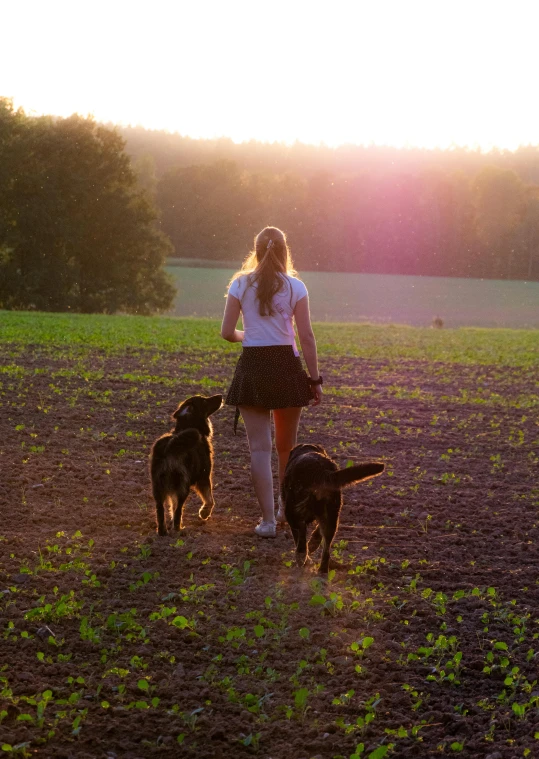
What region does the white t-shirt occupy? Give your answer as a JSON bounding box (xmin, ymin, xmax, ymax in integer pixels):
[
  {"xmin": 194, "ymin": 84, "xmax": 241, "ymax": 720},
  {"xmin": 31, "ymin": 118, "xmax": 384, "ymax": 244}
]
[{"xmin": 228, "ymin": 273, "xmax": 308, "ymax": 353}]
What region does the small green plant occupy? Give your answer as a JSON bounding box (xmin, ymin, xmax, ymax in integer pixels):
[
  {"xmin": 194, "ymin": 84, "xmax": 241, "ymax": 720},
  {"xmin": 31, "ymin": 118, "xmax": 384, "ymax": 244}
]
[
  {"xmin": 222, "ymin": 560, "xmax": 251, "ymax": 587},
  {"xmin": 290, "ymin": 686, "xmax": 310, "ymax": 721},
  {"xmin": 490, "ymin": 453, "xmax": 504, "ymax": 472},
  {"xmin": 309, "ymin": 586, "xmax": 345, "ymax": 616},
  {"xmin": 418, "ymin": 514, "xmax": 432, "ymax": 533},
  {"xmin": 350, "ymin": 637, "xmax": 374, "ymax": 672},
  {"xmin": 136, "ymin": 543, "xmax": 151, "ymax": 559},
  {"xmin": 332, "ymin": 688, "xmax": 355, "ymax": 706},
  {"xmin": 180, "ymin": 707, "xmax": 204, "ymax": 731},
  {"xmin": 335, "ymin": 693, "xmax": 380, "ymax": 736},
  {"xmin": 239, "ymin": 732, "xmax": 261, "ymax": 750}
]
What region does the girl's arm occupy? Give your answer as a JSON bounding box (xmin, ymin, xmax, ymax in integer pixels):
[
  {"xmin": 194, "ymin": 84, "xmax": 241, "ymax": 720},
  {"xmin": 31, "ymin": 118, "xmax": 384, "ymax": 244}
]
[
  {"xmin": 221, "ymin": 295, "xmax": 244, "ymax": 343},
  {"xmin": 294, "ymin": 295, "xmax": 323, "ymax": 406}
]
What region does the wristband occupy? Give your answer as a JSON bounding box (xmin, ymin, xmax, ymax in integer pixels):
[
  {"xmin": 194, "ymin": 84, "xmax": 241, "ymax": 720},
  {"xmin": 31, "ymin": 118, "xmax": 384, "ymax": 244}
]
[{"xmin": 308, "ymin": 376, "xmax": 323, "ymax": 386}]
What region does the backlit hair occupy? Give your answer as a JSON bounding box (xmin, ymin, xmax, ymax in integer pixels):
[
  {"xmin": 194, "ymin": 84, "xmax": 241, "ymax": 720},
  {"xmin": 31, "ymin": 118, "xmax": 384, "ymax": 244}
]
[{"xmin": 229, "ymin": 226, "xmax": 297, "ymax": 316}]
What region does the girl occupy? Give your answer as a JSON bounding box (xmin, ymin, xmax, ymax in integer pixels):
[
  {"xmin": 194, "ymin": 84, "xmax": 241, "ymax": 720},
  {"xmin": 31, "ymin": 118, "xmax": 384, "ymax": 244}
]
[{"xmin": 221, "ymin": 226, "xmax": 323, "ymax": 538}]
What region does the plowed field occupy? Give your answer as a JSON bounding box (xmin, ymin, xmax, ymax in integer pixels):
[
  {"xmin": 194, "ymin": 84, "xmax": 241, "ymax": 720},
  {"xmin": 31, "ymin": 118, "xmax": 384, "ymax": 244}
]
[{"xmin": 1, "ymin": 314, "xmax": 538, "ymax": 759}]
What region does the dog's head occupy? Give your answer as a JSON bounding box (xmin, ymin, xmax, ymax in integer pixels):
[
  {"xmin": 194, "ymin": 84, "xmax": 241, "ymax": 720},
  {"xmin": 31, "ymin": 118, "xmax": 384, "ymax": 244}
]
[
  {"xmin": 172, "ymin": 395, "xmax": 223, "ymax": 434},
  {"xmin": 288, "ymin": 443, "xmax": 327, "ymax": 466}
]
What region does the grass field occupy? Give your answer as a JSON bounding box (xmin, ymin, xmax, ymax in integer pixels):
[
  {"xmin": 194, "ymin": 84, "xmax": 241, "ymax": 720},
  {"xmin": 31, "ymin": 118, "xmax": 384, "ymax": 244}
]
[
  {"xmin": 2, "ymin": 311, "xmax": 538, "ymax": 366},
  {"xmin": 165, "ymin": 266, "xmax": 539, "ymax": 329},
  {"xmin": 1, "ymin": 312, "xmax": 538, "ymax": 758}
]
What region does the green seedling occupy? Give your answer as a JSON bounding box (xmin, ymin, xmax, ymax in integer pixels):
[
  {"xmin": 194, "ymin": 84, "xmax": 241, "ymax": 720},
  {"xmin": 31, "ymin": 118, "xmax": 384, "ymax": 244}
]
[
  {"xmin": 129, "ymin": 570, "xmax": 159, "ymax": 592},
  {"xmin": 309, "ymin": 589, "xmax": 344, "ymax": 616},
  {"xmin": 284, "ymin": 686, "xmax": 311, "ymax": 722},
  {"xmin": 335, "ymin": 692, "xmax": 381, "ymax": 736},
  {"xmin": 418, "ymin": 514, "xmax": 432, "ymax": 533},
  {"xmin": 170, "ymin": 615, "xmax": 198, "ymax": 633},
  {"xmin": 222, "ymin": 560, "xmax": 252, "ymax": 587},
  {"xmin": 332, "ymin": 689, "xmax": 355, "ymax": 706},
  {"xmin": 350, "ymin": 637, "xmax": 374, "ymax": 672},
  {"xmin": 239, "ymin": 732, "xmax": 261, "ymax": 750}
]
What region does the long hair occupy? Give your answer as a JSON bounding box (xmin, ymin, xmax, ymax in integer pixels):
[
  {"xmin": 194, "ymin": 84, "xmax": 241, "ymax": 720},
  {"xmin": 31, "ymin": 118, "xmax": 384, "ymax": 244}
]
[{"xmin": 229, "ymin": 227, "xmax": 297, "ymax": 316}]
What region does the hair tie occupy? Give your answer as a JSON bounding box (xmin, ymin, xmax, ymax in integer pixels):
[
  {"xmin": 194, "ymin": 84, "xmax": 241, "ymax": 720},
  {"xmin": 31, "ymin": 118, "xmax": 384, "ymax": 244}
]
[{"xmin": 260, "ymin": 239, "xmax": 275, "ymax": 263}]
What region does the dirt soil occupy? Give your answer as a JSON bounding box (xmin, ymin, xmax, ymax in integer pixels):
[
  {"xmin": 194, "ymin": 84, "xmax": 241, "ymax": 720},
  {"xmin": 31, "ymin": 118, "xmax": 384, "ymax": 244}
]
[{"xmin": 1, "ymin": 346, "xmax": 538, "ymax": 758}]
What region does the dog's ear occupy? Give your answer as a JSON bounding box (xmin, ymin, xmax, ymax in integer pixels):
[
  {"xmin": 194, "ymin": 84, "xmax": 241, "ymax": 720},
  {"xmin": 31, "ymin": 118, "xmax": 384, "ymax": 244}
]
[
  {"xmin": 173, "ymin": 400, "xmax": 193, "ymax": 420},
  {"xmin": 205, "ymin": 395, "xmax": 223, "ymax": 416}
]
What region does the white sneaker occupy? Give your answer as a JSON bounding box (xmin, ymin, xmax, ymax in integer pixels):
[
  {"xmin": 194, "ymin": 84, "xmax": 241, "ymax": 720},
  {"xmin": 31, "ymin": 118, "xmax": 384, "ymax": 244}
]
[
  {"xmin": 275, "ymin": 495, "xmax": 286, "ymax": 524},
  {"xmin": 255, "ymin": 520, "xmax": 277, "ymax": 538}
]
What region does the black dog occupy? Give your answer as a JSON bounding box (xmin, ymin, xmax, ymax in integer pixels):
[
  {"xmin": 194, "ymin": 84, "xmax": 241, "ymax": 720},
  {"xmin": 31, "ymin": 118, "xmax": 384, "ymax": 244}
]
[
  {"xmin": 282, "ymin": 444, "xmax": 385, "ymax": 574},
  {"xmin": 150, "ymin": 395, "xmax": 222, "ymax": 536}
]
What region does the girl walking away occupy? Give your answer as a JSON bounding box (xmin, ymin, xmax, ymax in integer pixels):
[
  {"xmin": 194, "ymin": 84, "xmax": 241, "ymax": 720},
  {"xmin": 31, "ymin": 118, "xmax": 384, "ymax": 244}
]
[{"xmin": 221, "ymin": 226, "xmax": 323, "ymax": 538}]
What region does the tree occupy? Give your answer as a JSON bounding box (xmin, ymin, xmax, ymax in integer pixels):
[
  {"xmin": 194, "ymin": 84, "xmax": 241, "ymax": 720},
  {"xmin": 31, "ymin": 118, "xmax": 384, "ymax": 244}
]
[
  {"xmin": 0, "ymin": 99, "xmax": 175, "ymax": 314},
  {"xmin": 133, "ymin": 153, "xmax": 158, "ymax": 198},
  {"xmin": 471, "ymin": 166, "xmax": 526, "ymax": 279},
  {"xmin": 513, "ymin": 190, "xmax": 539, "ymax": 280},
  {"xmin": 157, "ymin": 160, "xmax": 261, "ymax": 261}
]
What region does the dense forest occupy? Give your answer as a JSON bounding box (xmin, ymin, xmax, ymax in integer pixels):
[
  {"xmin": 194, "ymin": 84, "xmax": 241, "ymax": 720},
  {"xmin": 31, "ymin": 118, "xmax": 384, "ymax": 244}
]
[{"xmin": 121, "ymin": 126, "xmax": 539, "ymax": 280}]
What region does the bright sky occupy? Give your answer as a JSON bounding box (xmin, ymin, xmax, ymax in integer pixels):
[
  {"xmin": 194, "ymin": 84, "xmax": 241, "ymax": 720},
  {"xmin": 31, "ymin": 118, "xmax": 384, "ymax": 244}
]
[{"xmin": 2, "ymin": 0, "xmax": 538, "ymax": 150}]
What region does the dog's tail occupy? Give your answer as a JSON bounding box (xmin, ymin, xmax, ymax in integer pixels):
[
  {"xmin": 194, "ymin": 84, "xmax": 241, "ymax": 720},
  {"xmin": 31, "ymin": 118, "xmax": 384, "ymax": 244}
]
[
  {"xmin": 165, "ymin": 429, "xmax": 201, "ymax": 456},
  {"xmin": 323, "ymin": 462, "xmax": 385, "ymax": 491}
]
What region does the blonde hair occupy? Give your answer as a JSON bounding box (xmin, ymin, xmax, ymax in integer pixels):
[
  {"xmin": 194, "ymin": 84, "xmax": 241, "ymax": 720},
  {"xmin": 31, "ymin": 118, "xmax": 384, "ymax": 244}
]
[{"xmin": 229, "ymin": 226, "xmax": 297, "ymax": 316}]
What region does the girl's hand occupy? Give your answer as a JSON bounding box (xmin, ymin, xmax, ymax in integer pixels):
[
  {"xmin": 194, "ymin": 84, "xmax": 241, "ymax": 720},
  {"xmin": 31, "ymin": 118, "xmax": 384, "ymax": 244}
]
[{"xmin": 311, "ymin": 383, "xmax": 323, "ymax": 406}]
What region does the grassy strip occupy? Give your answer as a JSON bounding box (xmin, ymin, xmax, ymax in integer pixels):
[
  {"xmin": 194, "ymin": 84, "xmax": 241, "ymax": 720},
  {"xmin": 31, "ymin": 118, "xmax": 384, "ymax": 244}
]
[{"xmin": 1, "ymin": 311, "xmax": 538, "ymax": 366}]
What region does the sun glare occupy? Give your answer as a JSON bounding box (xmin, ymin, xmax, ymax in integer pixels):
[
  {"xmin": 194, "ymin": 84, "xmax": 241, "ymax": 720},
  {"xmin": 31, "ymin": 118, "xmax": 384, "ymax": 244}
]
[{"xmin": 2, "ymin": 0, "xmax": 538, "ymax": 150}]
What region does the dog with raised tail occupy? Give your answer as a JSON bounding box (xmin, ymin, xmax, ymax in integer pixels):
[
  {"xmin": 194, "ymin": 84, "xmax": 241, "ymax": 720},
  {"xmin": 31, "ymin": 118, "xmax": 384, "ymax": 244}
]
[
  {"xmin": 282, "ymin": 444, "xmax": 385, "ymax": 574},
  {"xmin": 150, "ymin": 395, "xmax": 222, "ymax": 536}
]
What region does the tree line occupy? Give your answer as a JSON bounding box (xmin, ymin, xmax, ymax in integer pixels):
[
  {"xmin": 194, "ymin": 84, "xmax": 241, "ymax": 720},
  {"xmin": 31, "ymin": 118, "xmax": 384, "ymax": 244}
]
[
  {"xmin": 0, "ymin": 99, "xmax": 174, "ymax": 313},
  {"xmin": 121, "ymin": 127, "xmax": 539, "ymax": 281},
  {"xmin": 2, "ymin": 98, "xmax": 538, "ymax": 318}
]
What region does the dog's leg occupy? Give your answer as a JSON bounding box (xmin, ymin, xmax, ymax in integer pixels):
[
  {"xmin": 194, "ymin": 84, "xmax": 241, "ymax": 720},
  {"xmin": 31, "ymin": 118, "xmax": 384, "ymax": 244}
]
[
  {"xmin": 155, "ymin": 498, "xmax": 167, "ymax": 536},
  {"xmin": 318, "ymin": 511, "xmax": 339, "ymax": 575},
  {"xmin": 195, "ymin": 478, "xmax": 214, "ymax": 521},
  {"xmin": 296, "ymin": 522, "xmax": 308, "ymax": 567},
  {"xmin": 308, "ymin": 524, "xmax": 322, "ymax": 554},
  {"xmin": 152, "ymin": 483, "xmax": 168, "ymax": 536},
  {"xmin": 287, "ymin": 511, "xmax": 308, "ymax": 567},
  {"xmin": 167, "ymin": 494, "xmax": 177, "ymax": 532},
  {"xmin": 171, "ymin": 486, "xmax": 189, "ymax": 533}
]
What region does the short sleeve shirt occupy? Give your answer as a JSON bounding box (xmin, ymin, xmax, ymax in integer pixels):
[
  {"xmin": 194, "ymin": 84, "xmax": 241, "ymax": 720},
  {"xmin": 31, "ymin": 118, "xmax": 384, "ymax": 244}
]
[{"xmin": 228, "ymin": 274, "xmax": 308, "ymax": 352}]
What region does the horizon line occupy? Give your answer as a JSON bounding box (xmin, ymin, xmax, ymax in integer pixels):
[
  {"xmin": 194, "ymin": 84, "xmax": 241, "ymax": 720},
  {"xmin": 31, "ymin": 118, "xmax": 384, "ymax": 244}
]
[{"xmin": 6, "ymin": 97, "xmax": 539, "ymax": 155}]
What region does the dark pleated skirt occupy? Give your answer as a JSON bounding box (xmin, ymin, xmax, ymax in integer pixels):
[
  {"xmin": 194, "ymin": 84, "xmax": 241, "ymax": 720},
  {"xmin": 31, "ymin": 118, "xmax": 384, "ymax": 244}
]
[{"xmin": 226, "ymin": 345, "xmax": 313, "ymax": 411}]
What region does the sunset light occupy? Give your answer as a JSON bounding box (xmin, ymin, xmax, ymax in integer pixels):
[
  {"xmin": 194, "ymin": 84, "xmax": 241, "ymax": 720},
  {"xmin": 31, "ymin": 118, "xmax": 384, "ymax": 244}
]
[
  {"xmin": 3, "ymin": 0, "xmax": 538, "ymax": 150},
  {"xmin": 2, "ymin": 4, "xmax": 539, "ymax": 758}
]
